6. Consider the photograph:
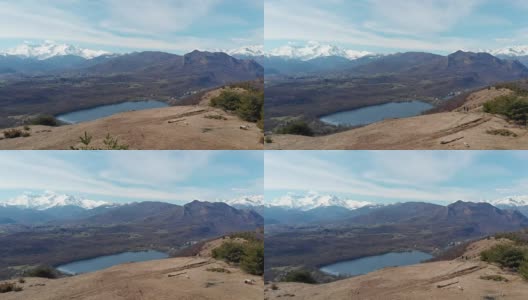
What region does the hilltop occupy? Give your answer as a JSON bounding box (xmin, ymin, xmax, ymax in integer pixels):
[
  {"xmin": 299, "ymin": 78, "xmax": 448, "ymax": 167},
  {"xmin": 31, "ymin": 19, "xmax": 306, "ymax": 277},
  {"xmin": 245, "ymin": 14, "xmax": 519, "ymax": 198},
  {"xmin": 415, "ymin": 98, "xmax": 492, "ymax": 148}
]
[
  {"xmin": 0, "ymin": 85, "xmax": 263, "ymax": 150},
  {"xmin": 265, "ymin": 238, "xmax": 528, "ymax": 299},
  {"xmin": 267, "ymin": 87, "xmax": 528, "ymax": 150},
  {"xmin": 0, "ymin": 237, "xmax": 263, "ymax": 300}
]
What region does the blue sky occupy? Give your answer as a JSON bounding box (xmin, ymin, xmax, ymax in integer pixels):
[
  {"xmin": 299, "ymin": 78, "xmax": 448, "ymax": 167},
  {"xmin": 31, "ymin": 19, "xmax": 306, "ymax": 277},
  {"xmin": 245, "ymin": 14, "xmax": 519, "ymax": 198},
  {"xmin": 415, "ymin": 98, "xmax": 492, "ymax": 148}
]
[
  {"xmin": 265, "ymin": 151, "xmax": 528, "ymax": 205},
  {"xmin": 0, "ymin": 151, "xmax": 263, "ymax": 205},
  {"xmin": 0, "ymin": 0, "xmax": 263, "ymax": 54},
  {"xmin": 265, "ymin": 0, "xmax": 528, "ymax": 54}
]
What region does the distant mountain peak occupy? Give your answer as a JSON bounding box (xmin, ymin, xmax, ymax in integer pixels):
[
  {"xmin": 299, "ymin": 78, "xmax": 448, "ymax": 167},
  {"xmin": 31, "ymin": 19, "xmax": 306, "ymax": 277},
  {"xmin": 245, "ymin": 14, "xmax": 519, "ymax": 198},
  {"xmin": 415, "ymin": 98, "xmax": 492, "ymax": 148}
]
[
  {"xmin": 487, "ymin": 45, "xmax": 528, "ymax": 57},
  {"xmin": 0, "ymin": 191, "xmax": 111, "ymax": 210},
  {"xmin": 267, "ymin": 41, "xmax": 374, "ymax": 61},
  {"xmin": 224, "ymin": 45, "xmax": 264, "ymax": 57},
  {"xmin": 224, "ymin": 195, "xmax": 264, "ymax": 207},
  {"xmin": 490, "ymin": 195, "xmax": 528, "ymax": 207},
  {"xmin": 2, "ymin": 41, "xmax": 111, "ymax": 60},
  {"xmin": 267, "ymin": 191, "xmax": 373, "ymax": 211}
]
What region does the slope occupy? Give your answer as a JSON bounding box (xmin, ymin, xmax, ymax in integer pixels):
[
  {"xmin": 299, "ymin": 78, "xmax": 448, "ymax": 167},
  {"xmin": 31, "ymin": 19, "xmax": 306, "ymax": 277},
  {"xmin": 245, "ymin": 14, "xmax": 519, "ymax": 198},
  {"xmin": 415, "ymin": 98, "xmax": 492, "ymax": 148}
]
[
  {"xmin": 265, "ymin": 238, "xmax": 528, "ymax": 300},
  {"xmin": 0, "ymin": 87, "xmax": 263, "ymax": 150}
]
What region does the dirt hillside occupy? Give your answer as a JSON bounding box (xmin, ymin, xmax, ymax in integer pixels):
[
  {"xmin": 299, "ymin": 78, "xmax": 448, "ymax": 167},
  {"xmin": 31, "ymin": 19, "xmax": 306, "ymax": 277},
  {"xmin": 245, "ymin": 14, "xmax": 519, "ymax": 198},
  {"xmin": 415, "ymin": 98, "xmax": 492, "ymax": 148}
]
[
  {"xmin": 0, "ymin": 88, "xmax": 263, "ymax": 150},
  {"xmin": 0, "ymin": 238, "xmax": 263, "ymax": 300},
  {"xmin": 267, "ymin": 88, "xmax": 528, "ymax": 150},
  {"xmin": 265, "ymin": 238, "xmax": 528, "ymax": 300}
]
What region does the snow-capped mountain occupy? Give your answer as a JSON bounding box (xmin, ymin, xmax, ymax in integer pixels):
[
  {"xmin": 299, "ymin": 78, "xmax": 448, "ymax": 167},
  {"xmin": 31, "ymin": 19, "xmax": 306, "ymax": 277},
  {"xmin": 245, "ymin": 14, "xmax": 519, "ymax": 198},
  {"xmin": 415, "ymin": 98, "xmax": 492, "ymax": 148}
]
[
  {"xmin": 489, "ymin": 196, "xmax": 528, "ymax": 207},
  {"xmin": 267, "ymin": 41, "xmax": 374, "ymax": 61},
  {"xmin": 0, "ymin": 191, "xmax": 111, "ymax": 210},
  {"xmin": 225, "ymin": 45, "xmax": 264, "ymax": 57},
  {"xmin": 487, "ymin": 46, "xmax": 528, "ymax": 57},
  {"xmin": 225, "ymin": 195, "xmax": 264, "ymax": 207},
  {"xmin": 267, "ymin": 191, "xmax": 373, "ymax": 211},
  {"xmin": 2, "ymin": 41, "xmax": 111, "ymax": 60}
]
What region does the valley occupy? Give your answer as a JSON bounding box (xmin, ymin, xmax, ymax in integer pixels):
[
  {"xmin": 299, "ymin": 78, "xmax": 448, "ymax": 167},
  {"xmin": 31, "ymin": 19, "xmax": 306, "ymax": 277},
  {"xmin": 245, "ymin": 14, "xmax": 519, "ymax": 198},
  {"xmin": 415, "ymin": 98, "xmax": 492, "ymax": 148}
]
[
  {"xmin": 266, "ymin": 237, "xmax": 528, "ymax": 299},
  {"xmin": 264, "ymin": 201, "xmax": 528, "ymax": 282},
  {"xmin": 264, "ymin": 49, "xmax": 528, "ymax": 148},
  {"xmin": 0, "ymin": 199, "xmax": 263, "ymax": 280},
  {"xmin": 0, "ymin": 237, "xmax": 264, "ymax": 300},
  {"xmin": 267, "ymin": 86, "xmax": 528, "ymax": 149},
  {"xmin": 0, "ymin": 49, "xmax": 263, "ymax": 129},
  {"xmin": 0, "ymin": 83, "xmax": 264, "ymax": 150}
]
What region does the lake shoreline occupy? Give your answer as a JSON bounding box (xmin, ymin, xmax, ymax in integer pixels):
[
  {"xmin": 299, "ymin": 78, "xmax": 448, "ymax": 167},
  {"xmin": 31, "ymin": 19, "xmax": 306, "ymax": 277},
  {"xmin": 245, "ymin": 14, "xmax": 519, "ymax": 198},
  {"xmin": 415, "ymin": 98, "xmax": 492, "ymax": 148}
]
[
  {"xmin": 319, "ymin": 100, "xmax": 434, "ymax": 127},
  {"xmin": 56, "ymin": 250, "xmax": 169, "ymax": 275},
  {"xmin": 319, "ymin": 250, "xmax": 433, "ymax": 277},
  {"xmin": 56, "ymin": 99, "xmax": 170, "ymax": 124}
]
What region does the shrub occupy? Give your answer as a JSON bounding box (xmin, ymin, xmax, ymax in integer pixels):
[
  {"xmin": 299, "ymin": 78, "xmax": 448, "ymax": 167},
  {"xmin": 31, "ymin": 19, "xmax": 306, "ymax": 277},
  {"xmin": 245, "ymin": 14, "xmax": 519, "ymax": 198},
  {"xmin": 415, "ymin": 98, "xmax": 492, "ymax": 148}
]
[
  {"xmin": 17, "ymin": 278, "xmax": 25, "ymax": 284},
  {"xmin": 210, "ymin": 89, "xmax": 264, "ymax": 125},
  {"xmin": 211, "ymin": 90, "xmax": 243, "ymax": 112},
  {"xmin": 0, "ymin": 282, "xmax": 22, "ymax": 293},
  {"xmin": 3, "ymin": 128, "xmax": 30, "ymax": 138},
  {"xmin": 29, "ymin": 114, "xmax": 59, "ymax": 126},
  {"xmin": 265, "ymin": 136, "xmax": 273, "ymax": 144},
  {"xmin": 481, "ymin": 244, "xmax": 527, "ymax": 269},
  {"xmin": 212, "ymin": 241, "xmax": 246, "ymax": 263},
  {"xmin": 282, "ymin": 270, "xmax": 316, "ymax": 284},
  {"xmin": 236, "ymin": 92, "xmax": 263, "ymax": 123},
  {"xmin": 212, "ymin": 236, "xmax": 264, "ymax": 276},
  {"xmin": 240, "ymin": 242, "xmax": 264, "ymax": 276},
  {"xmin": 24, "ymin": 265, "xmax": 58, "ymax": 279},
  {"xmin": 276, "ymin": 120, "xmax": 314, "ymax": 136},
  {"xmin": 483, "ymin": 95, "xmax": 528, "ymax": 124},
  {"xmin": 271, "ymin": 283, "xmax": 279, "ymax": 290},
  {"xmin": 520, "ymin": 261, "xmax": 528, "ymax": 279}
]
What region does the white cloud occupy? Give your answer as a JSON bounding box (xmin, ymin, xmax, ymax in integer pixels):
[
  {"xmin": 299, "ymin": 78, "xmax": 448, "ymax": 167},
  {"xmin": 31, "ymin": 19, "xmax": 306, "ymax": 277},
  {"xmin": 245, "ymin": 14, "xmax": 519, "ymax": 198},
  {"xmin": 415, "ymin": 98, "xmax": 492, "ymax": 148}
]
[
  {"xmin": 265, "ymin": 151, "xmax": 490, "ymax": 204},
  {"xmin": 0, "ymin": 152, "xmax": 252, "ymax": 204},
  {"xmin": 0, "ymin": 0, "xmax": 261, "ymax": 52},
  {"xmin": 265, "ymin": 0, "xmax": 509, "ymax": 53}
]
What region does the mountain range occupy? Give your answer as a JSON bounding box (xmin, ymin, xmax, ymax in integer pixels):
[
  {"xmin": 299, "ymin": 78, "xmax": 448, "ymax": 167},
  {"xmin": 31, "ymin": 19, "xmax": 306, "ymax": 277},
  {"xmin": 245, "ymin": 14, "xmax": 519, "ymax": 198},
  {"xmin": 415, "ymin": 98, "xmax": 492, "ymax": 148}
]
[
  {"xmin": 1, "ymin": 41, "xmax": 111, "ymax": 60},
  {"xmin": 264, "ymin": 191, "xmax": 528, "ymax": 225},
  {"xmin": 1, "ymin": 191, "xmax": 110, "ymax": 210},
  {"xmin": 0, "ymin": 41, "xmax": 264, "ymax": 128},
  {"xmin": 0, "ymin": 192, "xmax": 264, "ymax": 225}
]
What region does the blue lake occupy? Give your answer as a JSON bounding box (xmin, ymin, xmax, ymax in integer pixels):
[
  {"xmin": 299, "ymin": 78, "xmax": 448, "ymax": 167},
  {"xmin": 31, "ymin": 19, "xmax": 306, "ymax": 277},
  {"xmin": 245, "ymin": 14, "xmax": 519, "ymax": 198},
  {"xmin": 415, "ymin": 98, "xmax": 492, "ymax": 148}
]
[
  {"xmin": 56, "ymin": 250, "xmax": 169, "ymax": 275},
  {"xmin": 56, "ymin": 100, "xmax": 169, "ymax": 124},
  {"xmin": 320, "ymin": 251, "xmax": 433, "ymax": 277},
  {"xmin": 320, "ymin": 101, "xmax": 434, "ymax": 127}
]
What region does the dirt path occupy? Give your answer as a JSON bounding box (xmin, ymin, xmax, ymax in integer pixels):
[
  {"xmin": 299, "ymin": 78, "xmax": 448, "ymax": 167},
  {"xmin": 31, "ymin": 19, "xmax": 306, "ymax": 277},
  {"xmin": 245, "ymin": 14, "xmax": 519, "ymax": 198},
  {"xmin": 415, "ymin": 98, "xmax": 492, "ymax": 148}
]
[
  {"xmin": 265, "ymin": 239, "xmax": 528, "ymax": 300},
  {"xmin": 0, "ymin": 89, "xmax": 262, "ymax": 150},
  {"xmin": 1, "ymin": 257, "xmax": 263, "ymax": 300}
]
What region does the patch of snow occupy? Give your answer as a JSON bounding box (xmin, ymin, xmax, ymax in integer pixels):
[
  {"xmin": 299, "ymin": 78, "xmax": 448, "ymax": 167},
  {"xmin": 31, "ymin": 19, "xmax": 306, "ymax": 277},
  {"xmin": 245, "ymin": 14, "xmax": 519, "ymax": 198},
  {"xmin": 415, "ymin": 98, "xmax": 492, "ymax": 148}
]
[
  {"xmin": 0, "ymin": 191, "xmax": 111, "ymax": 210},
  {"xmin": 267, "ymin": 41, "xmax": 374, "ymax": 61},
  {"xmin": 2, "ymin": 41, "xmax": 111, "ymax": 60},
  {"xmin": 267, "ymin": 191, "xmax": 373, "ymax": 211}
]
